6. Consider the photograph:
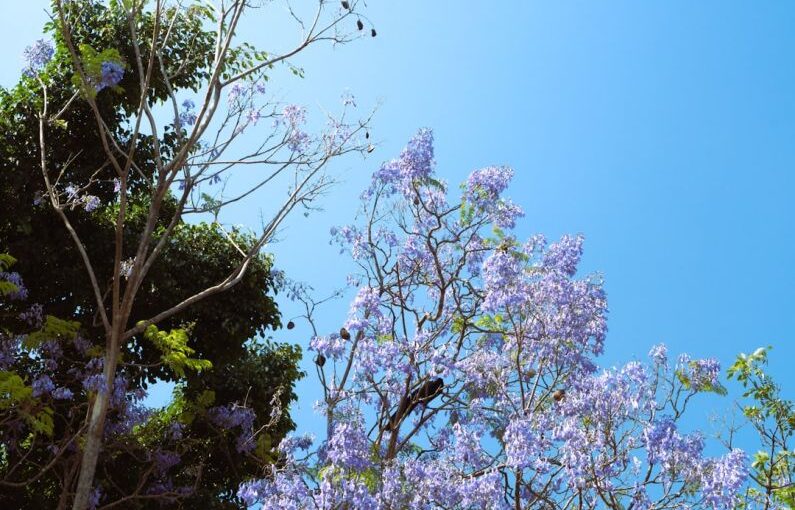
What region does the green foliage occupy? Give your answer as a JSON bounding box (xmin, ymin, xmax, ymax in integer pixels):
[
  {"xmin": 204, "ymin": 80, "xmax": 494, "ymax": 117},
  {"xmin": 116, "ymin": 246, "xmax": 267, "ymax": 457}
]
[
  {"xmin": 223, "ymin": 41, "xmax": 271, "ymax": 81},
  {"xmin": 729, "ymin": 347, "xmax": 794, "ymax": 507},
  {"xmin": 144, "ymin": 324, "xmax": 212, "ymax": 378},
  {"xmin": 0, "ymin": 372, "xmax": 54, "ymax": 437},
  {"xmin": 0, "ymin": 371, "xmax": 33, "ymax": 410},
  {"xmin": 0, "ymin": 253, "xmax": 16, "ymax": 271},
  {"xmin": 0, "ymin": 281, "xmax": 18, "ymax": 297},
  {"xmin": 0, "ymin": 1, "xmax": 301, "ymax": 507},
  {"xmin": 23, "ymin": 315, "xmax": 79, "ymax": 349},
  {"xmin": 0, "ymin": 254, "xmax": 19, "ymax": 297}
]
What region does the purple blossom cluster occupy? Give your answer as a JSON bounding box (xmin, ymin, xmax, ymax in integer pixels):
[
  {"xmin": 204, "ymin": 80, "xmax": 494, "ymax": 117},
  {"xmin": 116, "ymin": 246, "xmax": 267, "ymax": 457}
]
[
  {"xmin": 82, "ymin": 194, "xmax": 101, "ymax": 212},
  {"xmin": 22, "ymin": 39, "xmax": 54, "ymax": 77},
  {"xmin": 369, "ymin": 128, "xmax": 435, "ymax": 198},
  {"xmin": 208, "ymin": 404, "xmax": 257, "ymax": 452},
  {"xmin": 325, "ymin": 421, "xmax": 372, "ymax": 471},
  {"xmin": 232, "ymin": 131, "xmax": 752, "ymax": 508},
  {"xmin": 464, "ymin": 165, "xmax": 524, "ymax": 228},
  {"xmin": 701, "ymin": 449, "xmax": 749, "ymax": 509},
  {"xmin": 19, "ymin": 303, "xmax": 44, "ymax": 326},
  {"xmin": 0, "ymin": 271, "xmax": 28, "ymax": 300},
  {"xmin": 678, "ymin": 353, "xmax": 722, "ymax": 391},
  {"xmin": 281, "ymin": 104, "xmax": 310, "ymax": 152},
  {"xmin": 178, "ymin": 99, "xmax": 197, "ymax": 126},
  {"xmin": 95, "ymin": 61, "xmax": 124, "ymax": 91}
]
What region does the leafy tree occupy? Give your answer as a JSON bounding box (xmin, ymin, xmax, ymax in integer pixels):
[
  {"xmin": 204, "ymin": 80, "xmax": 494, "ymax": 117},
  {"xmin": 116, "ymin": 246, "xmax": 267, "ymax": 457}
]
[
  {"xmin": 0, "ymin": 0, "xmax": 373, "ymax": 508},
  {"xmin": 239, "ymin": 131, "xmax": 789, "ymax": 510},
  {"xmin": 728, "ymin": 348, "xmax": 794, "ymax": 508}
]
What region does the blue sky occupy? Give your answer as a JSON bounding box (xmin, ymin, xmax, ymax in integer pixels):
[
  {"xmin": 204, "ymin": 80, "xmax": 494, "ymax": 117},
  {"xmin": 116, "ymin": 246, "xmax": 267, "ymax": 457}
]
[{"xmin": 2, "ymin": 1, "xmax": 793, "ymax": 442}]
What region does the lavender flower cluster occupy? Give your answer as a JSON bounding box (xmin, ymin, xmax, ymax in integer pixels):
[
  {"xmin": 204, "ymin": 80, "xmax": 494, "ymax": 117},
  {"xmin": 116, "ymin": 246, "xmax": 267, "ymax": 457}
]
[{"xmin": 240, "ymin": 131, "xmax": 751, "ymax": 509}]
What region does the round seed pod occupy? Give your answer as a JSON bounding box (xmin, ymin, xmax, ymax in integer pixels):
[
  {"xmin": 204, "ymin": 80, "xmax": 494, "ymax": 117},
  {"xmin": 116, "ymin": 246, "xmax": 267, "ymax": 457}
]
[{"xmin": 339, "ymin": 327, "xmax": 351, "ymax": 340}]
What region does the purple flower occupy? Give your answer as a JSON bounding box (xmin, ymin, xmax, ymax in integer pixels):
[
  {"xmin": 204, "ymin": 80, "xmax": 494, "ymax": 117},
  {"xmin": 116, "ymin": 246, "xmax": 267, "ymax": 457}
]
[
  {"xmin": 287, "ymin": 129, "xmax": 310, "ymax": 152},
  {"xmin": 247, "ymin": 109, "xmax": 261, "ymax": 125},
  {"xmin": 19, "ymin": 303, "xmax": 44, "ymax": 326},
  {"xmin": 279, "ymin": 433, "xmax": 314, "ymax": 456},
  {"xmin": 32, "ymin": 375, "xmax": 55, "ymax": 397},
  {"xmin": 208, "ymin": 404, "xmax": 257, "ymax": 452},
  {"xmin": 95, "ymin": 61, "xmax": 124, "ymax": 91},
  {"xmin": 228, "ymin": 82, "xmax": 244, "ymax": 103},
  {"xmin": 52, "ymin": 387, "xmax": 74, "ymax": 400},
  {"xmin": 82, "ymin": 365, "xmax": 108, "ymax": 394},
  {"xmin": 649, "ymin": 343, "xmax": 668, "ymax": 366},
  {"xmin": 83, "ymin": 195, "xmax": 100, "ymax": 212},
  {"xmin": 309, "ymin": 334, "xmax": 346, "ymax": 360},
  {"xmin": 701, "ymin": 449, "xmax": 749, "ymax": 509},
  {"xmin": 678, "ymin": 354, "xmax": 722, "ymax": 391},
  {"xmin": 543, "ymin": 234, "xmax": 584, "ymax": 276},
  {"xmin": 282, "ymin": 104, "xmax": 306, "ymax": 126},
  {"xmin": 179, "ymin": 99, "xmax": 197, "ymax": 126},
  {"xmin": 1, "ymin": 272, "xmax": 28, "ymax": 300},
  {"xmin": 65, "ymin": 184, "xmax": 78, "ymax": 199},
  {"xmin": 465, "ymin": 165, "xmax": 513, "ymax": 204},
  {"xmin": 371, "ymin": 128, "xmax": 435, "ymax": 197},
  {"xmin": 88, "ymin": 487, "xmax": 102, "ymax": 510},
  {"xmin": 22, "ymin": 39, "xmax": 54, "ymax": 77},
  {"xmin": 325, "ymin": 421, "xmax": 371, "ymax": 471}
]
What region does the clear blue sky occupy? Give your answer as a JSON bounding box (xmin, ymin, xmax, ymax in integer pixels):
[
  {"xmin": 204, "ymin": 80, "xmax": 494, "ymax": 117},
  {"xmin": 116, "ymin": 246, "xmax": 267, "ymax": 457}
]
[{"xmin": 2, "ymin": 2, "xmax": 793, "ymax": 440}]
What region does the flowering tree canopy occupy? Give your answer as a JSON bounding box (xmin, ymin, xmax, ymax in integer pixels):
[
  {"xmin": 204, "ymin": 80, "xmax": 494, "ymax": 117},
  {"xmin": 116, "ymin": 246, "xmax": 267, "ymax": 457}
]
[{"xmin": 238, "ymin": 130, "xmax": 792, "ymax": 510}]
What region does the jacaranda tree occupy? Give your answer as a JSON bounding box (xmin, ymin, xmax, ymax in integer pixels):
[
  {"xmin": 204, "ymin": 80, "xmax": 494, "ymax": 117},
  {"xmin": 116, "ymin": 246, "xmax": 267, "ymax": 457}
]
[
  {"xmin": 237, "ymin": 130, "xmax": 792, "ymax": 510},
  {"xmin": 0, "ymin": 0, "xmax": 374, "ymax": 508}
]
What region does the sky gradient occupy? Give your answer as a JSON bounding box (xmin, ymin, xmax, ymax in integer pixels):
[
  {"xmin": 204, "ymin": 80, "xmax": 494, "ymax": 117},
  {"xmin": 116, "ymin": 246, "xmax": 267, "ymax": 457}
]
[{"xmin": 2, "ymin": 1, "xmax": 793, "ymax": 442}]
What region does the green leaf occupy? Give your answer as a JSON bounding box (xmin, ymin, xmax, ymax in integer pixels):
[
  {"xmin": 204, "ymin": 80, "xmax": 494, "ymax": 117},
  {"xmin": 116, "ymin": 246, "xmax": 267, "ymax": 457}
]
[
  {"xmin": 24, "ymin": 316, "xmax": 80, "ymax": 349},
  {"xmin": 0, "ymin": 253, "xmax": 17, "ymax": 271},
  {"xmin": 144, "ymin": 325, "xmax": 213, "ymax": 378}
]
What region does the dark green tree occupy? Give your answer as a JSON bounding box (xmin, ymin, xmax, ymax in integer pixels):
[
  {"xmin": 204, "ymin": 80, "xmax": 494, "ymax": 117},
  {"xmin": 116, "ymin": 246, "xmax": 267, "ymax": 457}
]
[{"xmin": 0, "ymin": 0, "xmax": 371, "ymax": 508}]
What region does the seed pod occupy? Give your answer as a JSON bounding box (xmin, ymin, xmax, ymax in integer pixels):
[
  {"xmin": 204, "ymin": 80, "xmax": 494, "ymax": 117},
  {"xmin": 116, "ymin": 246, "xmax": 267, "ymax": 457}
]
[
  {"xmin": 339, "ymin": 327, "xmax": 351, "ymax": 340},
  {"xmin": 357, "ymin": 19, "xmax": 364, "ymax": 30},
  {"xmin": 315, "ymin": 354, "xmax": 326, "ymax": 367},
  {"xmin": 287, "ymin": 321, "xmax": 295, "ymax": 330},
  {"xmin": 371, "ymin": 28, "xmax": 377, "ymax": 37},
  {"xmin": 553, "ymin": 389, "xmax": 566, "ymax": 402},
  {"xmin": 341, "ymin": 1, "xmax": 350, "ymax": 9},
  {"xmin": 413, "ymin": 196, "xmax": 420, "ymax": 206},
  {"xmin": 526, "ymin": 368, "xmax": 537, "ymax": 379},
  {"xmin": 365, "ymin": 131, "xmax": 370, "ymax": 139}
]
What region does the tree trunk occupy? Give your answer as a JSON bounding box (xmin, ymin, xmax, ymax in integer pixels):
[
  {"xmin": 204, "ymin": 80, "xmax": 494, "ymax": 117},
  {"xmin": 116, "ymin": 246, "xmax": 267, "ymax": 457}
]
[{"xmin": 70, "ymin": 357, "xmax": 114, "ymax": 509}]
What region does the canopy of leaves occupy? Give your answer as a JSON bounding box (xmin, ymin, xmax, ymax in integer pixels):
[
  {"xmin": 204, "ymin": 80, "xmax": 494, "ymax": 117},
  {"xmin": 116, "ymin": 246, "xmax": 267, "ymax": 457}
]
[{"xmin": 0, "ymin": 1, "xmax": 302, "ymax": 507}]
